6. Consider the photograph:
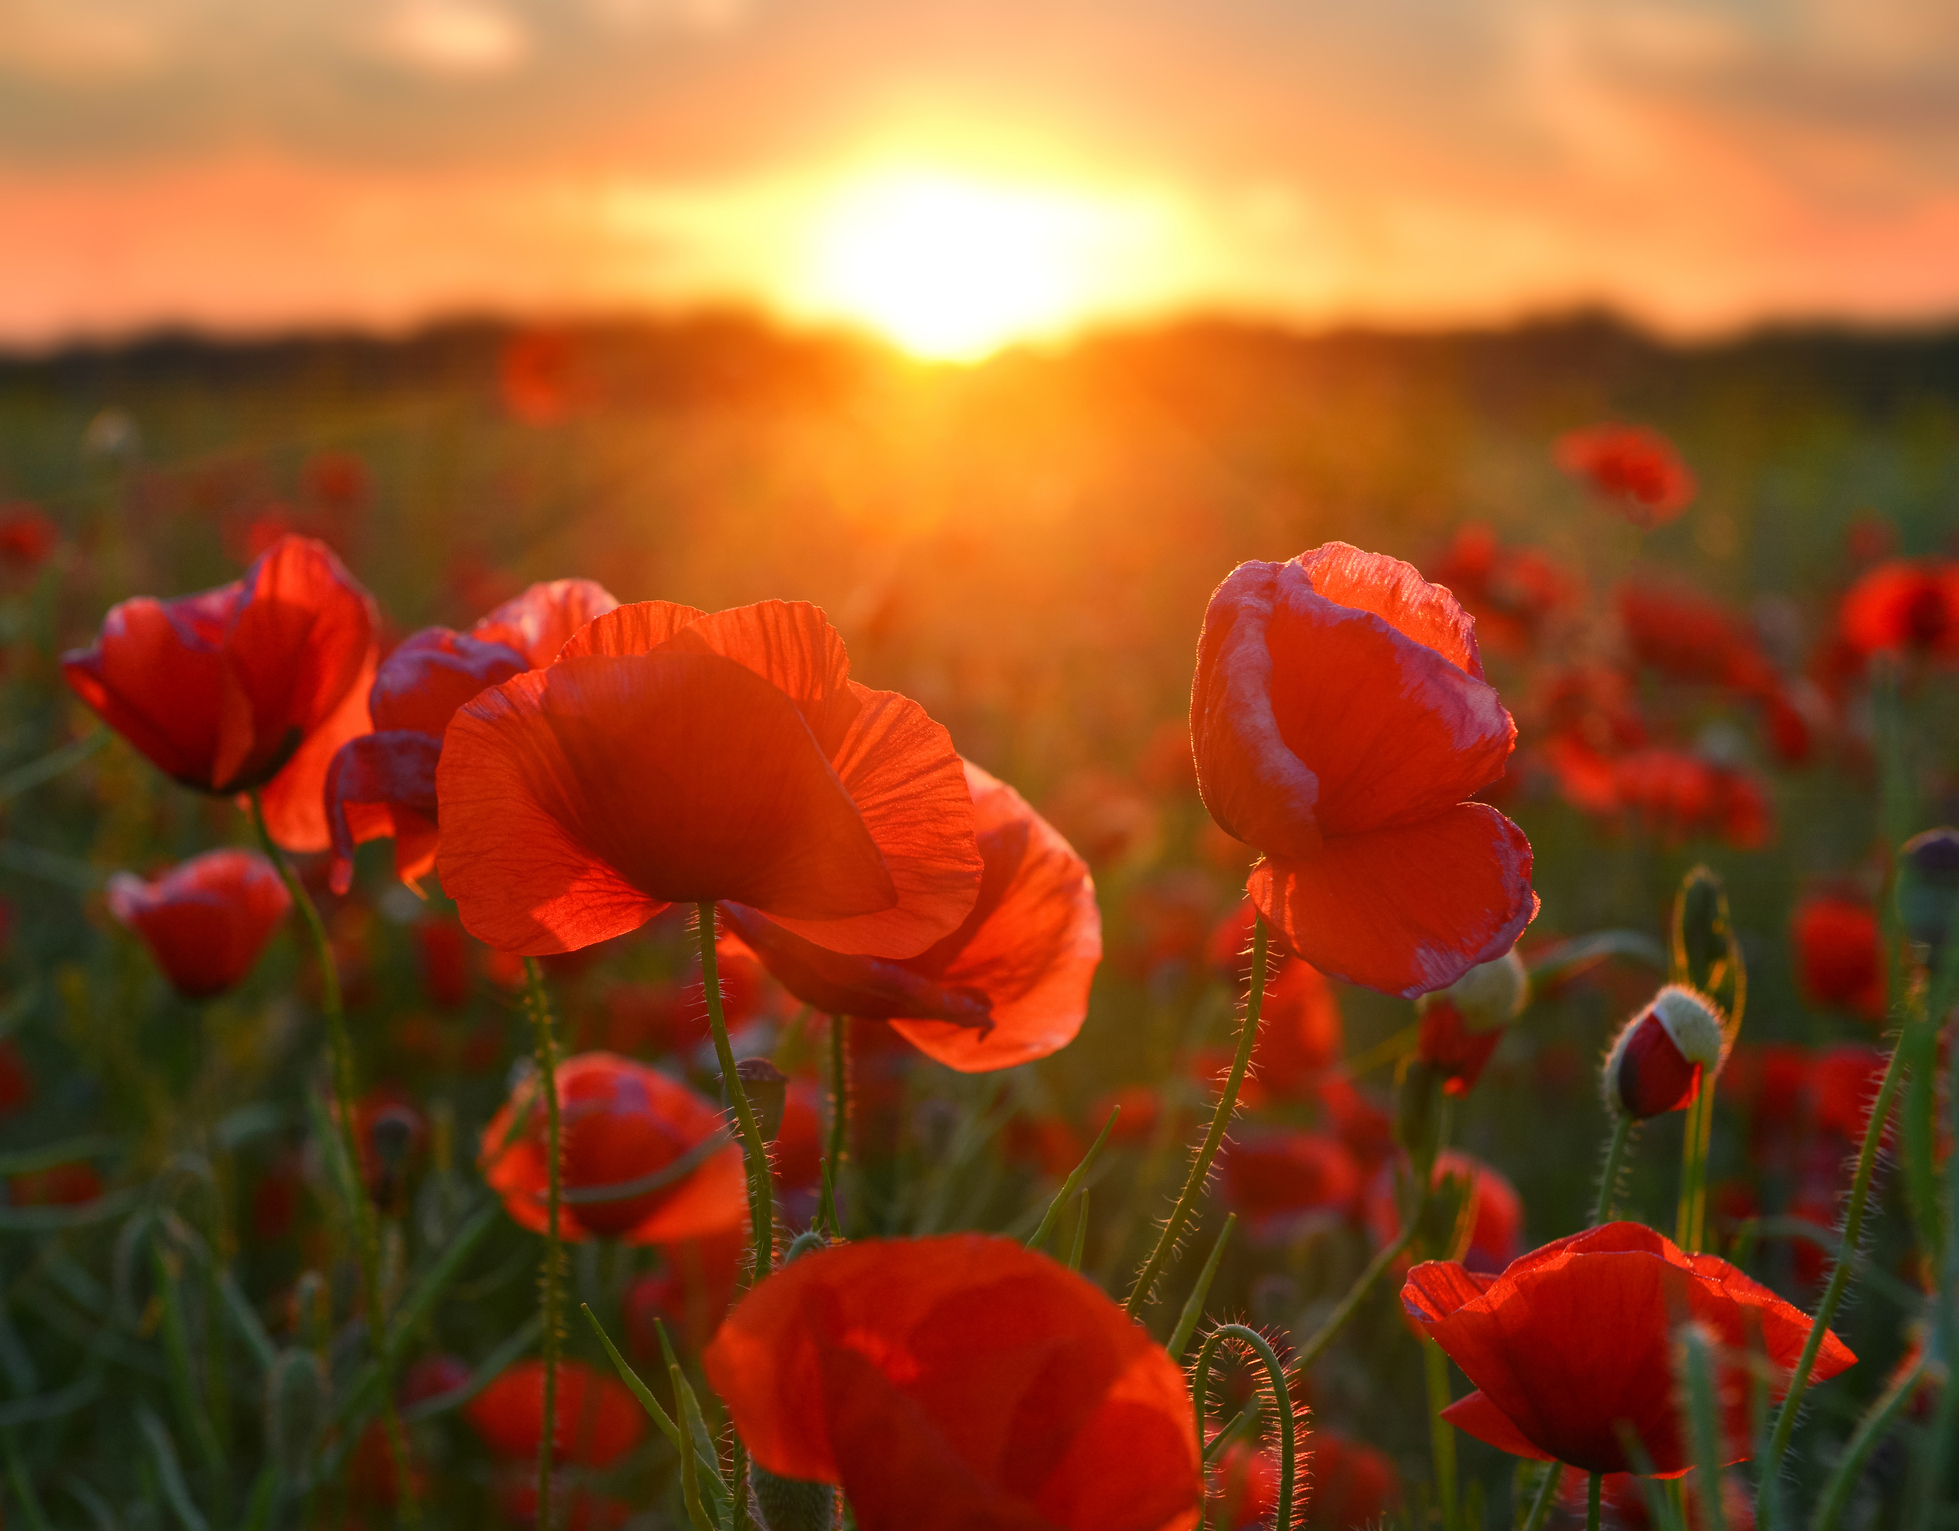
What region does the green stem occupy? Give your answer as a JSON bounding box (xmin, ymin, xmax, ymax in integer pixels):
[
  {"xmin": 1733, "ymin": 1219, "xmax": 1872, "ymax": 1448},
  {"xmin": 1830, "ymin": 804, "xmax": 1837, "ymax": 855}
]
[
  {"xmin": 247, "ymin": 793, "xmax": 416, "ymax": 1526},
  {"xmin": 1292, "ymin": 1213, "xmax": 1422, "ymax": 1371},
  {"xmin": 1596, "ymin": 1115, "xmax": 1634, "ymax": 1226},
  {"xmin": 1167, "ymin": 1216, "xmax": 1236, "ymax": 1363},
  {"xmin": 522, "ymin": 959, "xmax": 563, "ymax": 1531},
  {"xmin": 1126, "ymin": 914, "xmax": 1268, "ymax": 1319},
  {"xmin": 1758, "ymin": 1034, "xmax": 1909, "ymax": 1516},
  {"xmin": 1587, "ymin": 1471, "xmax": 1602, "ymax": 1531},
  {"xmin": 1424, "ymin": 1337, "xmax": 1458, "ymax": 1531},
  {"xmin": 1520, "ymin": 1464, "xmax": 1559, "ymax": 1531},
  {"xmin": 1675, "ymin": 1076, "xmax": 1712, "ymax": 1251},
  {"xmin": 825, "ymin": 1014, "xmax": 848, "ymax": 1237},
  {"xmin": 1192, "ymin": 1325, "xmax": 1297, "ymax": 1531},
  {"xmin": 699, "ymin": 905, "xmax": 774, "ymax": 1286}
]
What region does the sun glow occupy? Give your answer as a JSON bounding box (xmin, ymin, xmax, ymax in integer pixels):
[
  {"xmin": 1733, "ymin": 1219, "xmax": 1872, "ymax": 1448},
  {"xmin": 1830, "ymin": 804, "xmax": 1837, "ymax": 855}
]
[{"xmin": 801, "ymin": 171, "xmax": 1146, "ymax": 361}]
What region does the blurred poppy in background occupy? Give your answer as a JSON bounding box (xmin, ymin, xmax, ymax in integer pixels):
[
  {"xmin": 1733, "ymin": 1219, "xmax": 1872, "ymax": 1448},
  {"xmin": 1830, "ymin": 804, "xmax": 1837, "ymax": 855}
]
[
  {"xmin": 464, "ymin": 1358, "xmax": 645, "ymax": 1469},
  {"xmin": 1791, "ymin": 894, "xmax": 1886, "ymax": 1021},
  {"xmin": 726, "ymin": 760, "xmax": 1099, "ymax": 1071},
  {"xmin": 107, "ymin": 848, "xmax": 291, "ymax": 998},
  {"xmin": 1190, "ymin": 543, "xmax": 1536, "ymax": 996},
  {"xmin": 63, "ymin": 534, "xmax": 379, "ymax": 850},
  {"xmin": 704, "ymin": 1234, "xmax": 1202, "ymax": 1531},
  {"xmin": 1556, "ymin": 424, "xmax": 1697, "ymax": 528},
  {"xmin": 1402, "ymin": 1221, "xmax": 1854, "ymax": 1474},
  {"xmin": 438, "ymin": 600, "xmax": 982, "ymax": 958},
  {"xmin": 480, "ymin": 1051, "xmax": 746, "ymax": 1243},
  {"xmin": 1838, "ymin": 559, "xmax": 1959, "ymax": 661}
]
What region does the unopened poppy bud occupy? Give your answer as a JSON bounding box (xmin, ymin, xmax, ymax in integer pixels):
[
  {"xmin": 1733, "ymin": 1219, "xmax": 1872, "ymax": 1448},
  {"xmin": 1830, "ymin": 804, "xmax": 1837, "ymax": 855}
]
[
  {"xmin": 721, "ymin": 1057, "xmax": 789, "ymax": 1143},
  {"xmin": 1671, "ymin": 865, "xmax": 1741, "ymax": 1014},
  {"xmin": 1415, "ymin": 948, "xmax": 1528, "ymax": 1096},
  {"xmin": 1898, "ymin": 827, "xmax": 1959, "ymax": 961},
  {"xmin": 1603, "ymin": 986, "xmax": 1725, "ymax": 1119},
  {"xmin": 752, "ymin": 1467, "xmax": 839, "ymax": 1531}
]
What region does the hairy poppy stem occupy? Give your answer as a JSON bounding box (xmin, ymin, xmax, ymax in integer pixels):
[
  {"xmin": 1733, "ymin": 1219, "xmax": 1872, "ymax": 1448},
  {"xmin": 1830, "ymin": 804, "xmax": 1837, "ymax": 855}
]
[
  {"xmin": 1192, "ymin": 1325, "xmax": 1297, "ymax": 1531},
  {"xmin": 1424, "ymin": 1337, "xmax": 1459, "ymax": 1531},
  {"xmin": 521, "ymin": 957, "xmax": 564, "ymax": 1531},
  {"xmin": 1674, "ymin": 1075, "xmax": 1715, "ymax": 1252},
  {"xmin": 699, "ymin": 905, "xmax": 775, "ymax": 1286},
  {"xmin": 1595, "ymin": 1115, "xmax": 1634, "ymax": 1225},
  {"xmin": 1757, "ymin": 1029, "xmax": 1909, "ymax": 1522},
  {"xmin": 1126, "ymin": 913, "xmax": 1268, "ymax": 1319},
  {"xmin": 247, "ymin": 792, "xmax": 417, "ymax": 1527}
]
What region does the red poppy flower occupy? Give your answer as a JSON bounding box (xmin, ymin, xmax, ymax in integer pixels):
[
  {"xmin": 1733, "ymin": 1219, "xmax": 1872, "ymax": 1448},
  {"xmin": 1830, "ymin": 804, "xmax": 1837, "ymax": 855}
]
[
  {"xmin": 1220, "ymin": 1129, "xmax": 1362, "ymax": 1238},
  {"xmin": 10, "ymin": 1162, "xmax": 103, "ymax": 1207},
  {"xmin": 1428, "ymin": 524, "xmax": 1578, "ymax": 657},
  {"xmin": 1839, "ymin": 560, "xmax": 1959, "ymax": 660},
  {"xmin": 1303, "ymin": 1434, "xmax": 1401, "ymax": 1530},
  {"xmin": 1041, "ymin": 767, "xmax": 1161, "ymax": 867},
  {"xmin": 1190, "ymin": 544, "xmax": 1537, "ymax": 997},
  {"xmin": 1792, "ymin": 895, "xmax": 1886, "ymax": 1021},
  {"xmin": 325, "ymin": 579, "xmax": 618, "ymax": 895},
  {"xmin": 480, "ymin": 1051, "xmax": 746, "ymax": 1244},
  {"xmin": 1719, "ymin": 1043, "xmax": 1812, "ymax": 1145},
  {"xmin": 1365, "ymin": 1150, "xmax": 1523, "ymax": 1274},
  {"xmin": 1556, "ymin": 425, "xmax": 1697, "ymax": 528},
  {"xmin": 1005, "ymin": 1114, "xmax": 1088, "ymax": 1179},
  {"xmin": 106, "ymin": 848, "xmax": 292, "ymax": 999},
  {"xmin": 0, "ymin": 504, "xmax": 56, "ymax": 573},
  {"xmin": 1402, "ymin": 1221, "xmax": 1854, "ymax": 1475},
  {"xmin": 1089, "ymin": 1084, "xmax": 1166, "ymax": 1146},
  {"xmin": 1615, "ymin": 580, "xmax": 1776, "ymax": 695},
  {"xmin": 437, "ymin": 600, "xmax": 983, "ymax": 958},
  {"xmin": 464, "ymin": 1359, "xmax": 645, "ymax": 1469},
  {"xmin": 64, "ymin": 535, "xmax": 378, "ymax": 850},
  {"xmin": 721, "ymin": 760, "xmax": 1098, "ymax": 1071},
  {"xmin": 703, "ymin": 1234, "xmax": 1202, "ymax": 1531},
  {"xmin": 1810, "ymin": 1044, "xmax": 1889, "ymax": 1145},
  {"xmin": 1603, "ymin": 986, "xmax": 1727, "ymax": 1120},
  {"xmin": 1415, "ymin": 946, "xmax": 1528, "ymax": 1096}
]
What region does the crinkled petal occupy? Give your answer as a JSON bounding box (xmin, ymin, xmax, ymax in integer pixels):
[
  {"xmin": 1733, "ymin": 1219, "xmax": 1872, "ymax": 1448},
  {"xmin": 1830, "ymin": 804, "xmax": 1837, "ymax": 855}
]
[
  {"xmin": 1250, "ymin": 803, "xmax": 1537, "ymax": 997},
  {"xmin": 1297, "ymin": 542, "xmax": 1484, "ymax": 678},
  {"xmin": 472, "ymin": 577, "xmax": 623, "ymax": 668},
  {"xmin": 437, "ymin": 652, "xmax": 895, "ymax": 954},
  {"xmin": 369, "ymin": 628, "xmax": 527, "ymax": 736},
  {"xmin": 555, "ymin": 599, "xmax": 709, "ymax": 662}
]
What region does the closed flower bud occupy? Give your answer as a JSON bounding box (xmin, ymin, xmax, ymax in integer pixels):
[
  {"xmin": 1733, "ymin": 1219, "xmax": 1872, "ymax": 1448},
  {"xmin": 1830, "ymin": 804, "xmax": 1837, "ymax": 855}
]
[
  {"xmin": 1603, "ymin": 986, "xmax": 1725, "ymax": 1119},
  {"xmin": 1415, "ymin": 947, "xmax": 1528, "ymax": 1096}
]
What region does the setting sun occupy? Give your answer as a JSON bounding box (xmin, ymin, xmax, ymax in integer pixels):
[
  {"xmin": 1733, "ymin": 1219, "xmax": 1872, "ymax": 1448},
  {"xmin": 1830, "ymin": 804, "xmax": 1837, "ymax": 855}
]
[{"xmin": 801, "ymin": 171, "xmax": 1145, "ymax": 361}]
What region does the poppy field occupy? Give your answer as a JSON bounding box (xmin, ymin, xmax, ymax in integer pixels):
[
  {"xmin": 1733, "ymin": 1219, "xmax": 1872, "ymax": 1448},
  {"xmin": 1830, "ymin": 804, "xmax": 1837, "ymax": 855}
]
[{"xmin": 0, "ymin": 316, "xmax": 1954, "ymax": 1531}]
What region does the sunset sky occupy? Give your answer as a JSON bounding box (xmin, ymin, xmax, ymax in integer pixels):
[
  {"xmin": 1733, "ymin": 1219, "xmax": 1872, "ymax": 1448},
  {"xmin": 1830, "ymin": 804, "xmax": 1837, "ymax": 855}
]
[{"xmin": 4, "ymin": 0, "xmax": 1958, "ymax": 355}]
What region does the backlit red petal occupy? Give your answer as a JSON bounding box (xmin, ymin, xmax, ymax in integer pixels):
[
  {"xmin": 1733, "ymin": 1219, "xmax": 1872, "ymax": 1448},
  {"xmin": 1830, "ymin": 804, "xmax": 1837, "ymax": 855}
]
[
  {"xmin": 1296, "ymin": 542, "xmax": 1483, "ymax": 678},
  {"xmin": 63, "ymin": 594, "xmax": 229, "ymax": 785},
  {"xmin": 253, "ymin": 640, "xmax": 377, "ymax": 852},
  {"xmin": 437, "ymin": 652, "xmax": 894, "ymax": 954},
  {"xmin": 1250, "ymin": 804, "xmax": 1537, "ymax": 997},
  {"xmin": 325, "ymin": 730, "xmax": 443, "ymax": 894},
  {"xmin": 368, "ymin": 628, "xmax": 527, "ymax": 736},
  {"xmin": 472, "ymin": 577, "xmax": 623, "ymax": 668},
  {"xmin": 1438, "ymin": 1391, "xmax": 1554, "ymax": 1463},
  {"xmin": 556, "ymin": 599, "xmax": 710, "ymax": 660}
]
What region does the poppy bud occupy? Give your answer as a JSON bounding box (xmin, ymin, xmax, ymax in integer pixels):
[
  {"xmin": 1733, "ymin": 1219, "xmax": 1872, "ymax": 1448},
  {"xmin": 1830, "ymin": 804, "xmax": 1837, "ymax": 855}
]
[
  {"xmin": 1603, "ymin": 986, "xmax": 1725, "ymax": 1119},
  {"xmin": 1414, "ymin": 947, "xmax": 1528, "ymax": 1096},
  {"xmin": 753, "ymin": 1468, "xmax": 839, "ymax": 1531},
  {"xmin": 721, "ymin": 1057, "xmax": 789, "ymax": 1143},
  {"xmin": 266, "ymin": 1348, "xmax": 328, "ymax": 1481},
  {"xmin": 1898, "ymin": 827, "xmax": 1959, "ymax": 961},
  {"xmin": 1671, "ymin": 865, "xmax": 1742, "ymax": 1021}
]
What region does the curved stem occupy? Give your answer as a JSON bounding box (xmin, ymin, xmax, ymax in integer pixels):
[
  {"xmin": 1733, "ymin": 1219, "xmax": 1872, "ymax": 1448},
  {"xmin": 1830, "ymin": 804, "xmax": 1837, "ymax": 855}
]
[
  {"xmin": 1192, "ymin": 1324, "xmax": 1297, "ymax": 1531},
  {"xmin": 1596, "ymin": 1115, "xmax": 1634, "ymax": 1226},
  {"xmin": 1758, "ymin": 1035, "xmax": 1909, "ymax": 1513},
  {"xmin": 699, "ymin": 905, "xmax": 774, "ymax": 1286},
  {"xmin": 522, "ymin": 958, "xmax": 563, "ymax": 1531},
  {"xmin": 1126, "ymin": 914, "xmax": 1268, "ymax": 1319},
  {"xmin": 247, "ymin": 793, "xmax": 416, "ymax": 1526}
]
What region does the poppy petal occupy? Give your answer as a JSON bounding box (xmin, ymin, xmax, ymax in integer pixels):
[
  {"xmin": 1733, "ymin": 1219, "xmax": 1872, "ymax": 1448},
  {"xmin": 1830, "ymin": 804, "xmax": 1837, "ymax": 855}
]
[
  {"xmin": 325, "ymin": 730, "xmax": 443, "ymax": 894},
  {"xmin": 756, "ymin": 683, "xmax": 981, "ymax": 958},
  {"xmin": 718, "ymin": 903, "xmax": 991, "ymax": 1024},
  {"xmin": 1250, "ymin": 803, "xmax": 1537, "ymax": 997},
  {"xmin": 437, "ymin": 652, "xmax": 895, "ymax": 954},
  {"xmin": 253, "ymin": 641, "xmax": 377, "ymax": 852},
  {"xmin": 556, "ymin": 599, "xmax": 710, "ymax": 661},
  {"xmin": 1298, "ymin": 542, "xmax": 1484, "ymax": 678},
  {"xmin": 63, "ymin": 594, "xmax": 229, "ymax": 786},
  {"xmin": 1441, "ymin": 1391, "xmax": 1554, "ymax": 1463},
  {"xmin": 472, "ymin": 577, "xmax": 623, "ymax": 668},
  {"xmin": 368, "ymin": 628, "xmax": 527, "ymax": 736}
]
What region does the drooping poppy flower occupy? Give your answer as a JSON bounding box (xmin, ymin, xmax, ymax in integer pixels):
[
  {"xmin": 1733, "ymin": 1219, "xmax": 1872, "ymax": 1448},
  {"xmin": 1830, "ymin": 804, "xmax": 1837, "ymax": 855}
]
[
  {"xmin": 438, "ymin": 600, "xmax": 983, "ymax": 959},
  {"xmin": 719, "ymin": 759, "xmax": 1098, "ymax": 1072},
  {"xmin": 106, "ymin": 848, "xmax": 292, "ymax": 999},
  {"xmin": 1402, "ymin": 1221, "xmax": 1854, "ymax": 1475},
  {"xmin": 63, "ymin": 535, "xmax": 379, "ymax": 851},
  {"xmin": 324, "ymin": 579, "xmax": 619, "ymax": 895},
  {"xmin": 1556, "ymin": 425, "xmax": 1697, "ymax": 528},
  {"xmin": 1220, "ymin": 1129, "xmax": 1363, "ymax": 1240},
  {"xmin": 1415, "ymin": 946, "xmax": 1528, "ymax": 1096},
  {"xmin": 1189, "ymin": 544, "xmax": 1537, "ymax": 996},
  {"xmin": 1603, "ymin": 986, "xmax": 1727, "ymax": 1119},
  {"xmin": 480, "ymin": 1051, "xmax": 745, "ymax": 1244},
  {"xmin": 464, "ymin": 1358, "xmax": 645, "ymax": 1469},
  {"xmin": 703, "ymin": 1234, "xmax": 1202, "ymax": 1531},
  {"xmin": 1364, "ymin": 1150, "xmax": 1523, "ymax": 1275},
  {"xmin": 1838, "ymin": 559, "xmax": 1959, "ymax": 661},
  {"xmin": 1792, "ymin": 895, "xmax": 1885, "ymax": 1021}
]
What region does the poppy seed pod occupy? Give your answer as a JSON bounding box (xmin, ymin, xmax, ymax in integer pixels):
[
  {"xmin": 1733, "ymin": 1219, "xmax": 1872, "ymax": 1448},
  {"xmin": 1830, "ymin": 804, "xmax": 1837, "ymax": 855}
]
[
  {"xmin": 1604, "ymin": 985, "xmax": 1725, "ymax": 1119},
  {"xmin": 1898, "ymin": 827, "xmax": 1959, "ymax": 960}
]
